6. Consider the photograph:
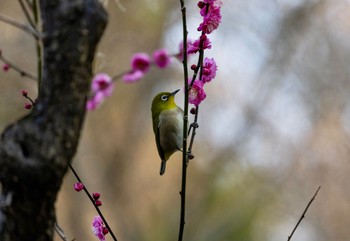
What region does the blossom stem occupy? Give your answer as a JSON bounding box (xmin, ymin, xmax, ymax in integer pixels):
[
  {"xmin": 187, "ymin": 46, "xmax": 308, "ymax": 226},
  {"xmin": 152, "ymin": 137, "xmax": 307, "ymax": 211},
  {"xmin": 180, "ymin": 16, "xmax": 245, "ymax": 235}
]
[
  {"xmin": 25, "ymin": 96, "xmax": 36, "ymax": 106},
  {"xmin": 111, "ymin": 70, "xmax": 129, "ymax": 81},
  {"xmin": 179, "ymin": 0, "xmax": 189, "ymax": 240},
  {"xmin": 188, "ymin": 106, "xmax": 199, "ymax": 153},
  {"xmin": 189, "ymin": 32, "xmax": 206, "ymax": 89},
  {"xmin": 69, "ymin": 164, "xmax": 118, "ymax": 241}
]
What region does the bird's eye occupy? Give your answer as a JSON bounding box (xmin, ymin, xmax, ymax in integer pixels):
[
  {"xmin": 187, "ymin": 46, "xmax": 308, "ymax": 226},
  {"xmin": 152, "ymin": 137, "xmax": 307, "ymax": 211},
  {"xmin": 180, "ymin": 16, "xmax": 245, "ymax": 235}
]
[{"xmin": 161, "ymin": 95, "xmax": 168, "ymax": 101}]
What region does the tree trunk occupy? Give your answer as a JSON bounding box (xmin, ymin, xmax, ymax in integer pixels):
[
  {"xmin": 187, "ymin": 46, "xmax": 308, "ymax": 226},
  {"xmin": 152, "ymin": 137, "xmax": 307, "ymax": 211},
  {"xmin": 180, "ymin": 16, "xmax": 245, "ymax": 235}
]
[{"xmin": 0, "ymin": 1, "xmax": 107, "ymax": 240}]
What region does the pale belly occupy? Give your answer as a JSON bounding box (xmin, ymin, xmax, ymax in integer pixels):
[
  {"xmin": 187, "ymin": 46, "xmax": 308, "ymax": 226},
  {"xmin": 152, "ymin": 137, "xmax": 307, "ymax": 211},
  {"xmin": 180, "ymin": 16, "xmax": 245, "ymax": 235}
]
[{"xmin": 159, "ymin": 108, "xmax": 183, "ymax": 159}]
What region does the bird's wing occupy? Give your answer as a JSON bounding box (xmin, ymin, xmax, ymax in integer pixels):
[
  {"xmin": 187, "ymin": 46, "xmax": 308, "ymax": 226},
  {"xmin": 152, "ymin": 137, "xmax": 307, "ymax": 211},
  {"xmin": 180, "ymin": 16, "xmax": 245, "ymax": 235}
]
[
  {"xmin": 155, "ymin": 122, "xmax": 167, "ymax": 175},
  {"xmin": 154, "ymin": 121, "xmax": 166, "ymax": 162}
]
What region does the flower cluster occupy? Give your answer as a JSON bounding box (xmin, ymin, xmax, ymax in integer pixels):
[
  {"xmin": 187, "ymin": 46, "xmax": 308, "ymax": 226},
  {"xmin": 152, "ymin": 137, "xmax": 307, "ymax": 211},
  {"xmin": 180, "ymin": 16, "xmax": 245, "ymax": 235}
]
[
  {"xmin": 85, "ymin": 0, "xmax": 221, "ymax": 110},
  {"xmin": 93, "ymin": 192, "xmax": 102, "ymax": 206},
  {"xmin": 122, "ymin": 49, "xmax": 171, "ymax": 83},
  {"xmin": 92, "ymin": 216, "xmax": 109, "ymax": 241},
  {"xmin": 186, "ymin": 0, "xmax": 221, "ymax": 106},
  {"xmin": 86, "ymin": 49, "xmax": 172, "ymax": 111}
]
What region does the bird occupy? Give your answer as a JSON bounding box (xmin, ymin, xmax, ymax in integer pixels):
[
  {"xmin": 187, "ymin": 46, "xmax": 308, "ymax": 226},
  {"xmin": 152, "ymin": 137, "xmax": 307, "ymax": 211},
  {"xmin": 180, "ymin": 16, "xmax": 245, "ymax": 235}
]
[{"xmin": 151, "ymin": 89, "xmax": 183, "ymax": 175}]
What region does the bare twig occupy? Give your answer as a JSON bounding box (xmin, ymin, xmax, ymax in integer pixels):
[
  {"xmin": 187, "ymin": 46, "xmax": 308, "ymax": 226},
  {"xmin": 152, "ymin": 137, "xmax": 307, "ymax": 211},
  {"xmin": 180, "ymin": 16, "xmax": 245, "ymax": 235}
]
[
  {"xmin": 187, "ymin": 106, "xmax": 199, "ymax": 155},
  {"xmin": 54, "ymin": 222, "xmax": 74, "ymax": 241},
  {"xmin": 0, "ymin": 14, "xmax": 41, "ymax": 39},
  {"xmin": 18, "ymin": 0, "xmax": 36, "ymax": 28},
  {"xmin": 0, "ymin": 52, "xmax": 37, "ymax": 80},
  {"xmin": 24, "ymin": 0, "xmax": 33, "ymax": 9},
  {"xmin": 178, "ymin": 0, "xmax": 189, "ymax": 240},
  {"xmin": 287, "ymin": 186, "xmax": 321, "ymax": 241},
  {"xmin": 32, "ymin": 0, "xmax": 42, "ymax": 88}
]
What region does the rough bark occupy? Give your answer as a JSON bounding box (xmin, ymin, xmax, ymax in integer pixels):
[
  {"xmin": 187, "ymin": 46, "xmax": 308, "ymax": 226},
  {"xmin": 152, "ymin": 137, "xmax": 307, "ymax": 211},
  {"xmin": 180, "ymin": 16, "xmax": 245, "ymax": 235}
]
[{"xmin": 0, "ymin": 0, "xmax": 107, "ymax": 240}]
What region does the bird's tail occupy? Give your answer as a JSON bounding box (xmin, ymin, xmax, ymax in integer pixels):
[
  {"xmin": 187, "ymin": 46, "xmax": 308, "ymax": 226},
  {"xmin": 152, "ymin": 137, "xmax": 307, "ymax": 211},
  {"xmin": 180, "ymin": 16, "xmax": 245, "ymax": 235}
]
[{"xmin": 160, "ymin": 159, "xmax": 166, "ymax": 175}]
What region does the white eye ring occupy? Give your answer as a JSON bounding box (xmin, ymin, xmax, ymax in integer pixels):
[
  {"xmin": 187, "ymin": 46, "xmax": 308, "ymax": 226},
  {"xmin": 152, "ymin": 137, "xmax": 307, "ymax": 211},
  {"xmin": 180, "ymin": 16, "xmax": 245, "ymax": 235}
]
[{"xmin": 161, "ymin": 95, "xmax": 168, "ymax": 101}]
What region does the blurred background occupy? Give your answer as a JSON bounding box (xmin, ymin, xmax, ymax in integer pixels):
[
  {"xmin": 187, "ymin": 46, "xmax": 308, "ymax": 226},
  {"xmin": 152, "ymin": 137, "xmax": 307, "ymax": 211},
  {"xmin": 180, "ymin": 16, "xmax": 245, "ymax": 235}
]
[{"xmin": 1, "ymin": 0, "xmax": 350, "ymax": 240}]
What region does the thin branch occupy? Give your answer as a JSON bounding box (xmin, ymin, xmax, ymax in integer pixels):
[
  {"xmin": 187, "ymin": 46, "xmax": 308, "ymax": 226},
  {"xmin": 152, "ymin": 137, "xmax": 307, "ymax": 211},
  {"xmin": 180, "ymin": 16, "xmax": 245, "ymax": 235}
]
[
  {"xmin": 187, "ymin": 106, "xmax": 199, "ymax": 154},
  {"xmin": 18, "ymin": 0, "xmax": 36, "ymax": 28},
  {"xmin": 0, "ymin": 14, "xmax": 41, "ymax": 39},
  {"xmin": 287, "ymin": 186, "xmax": 321, "ymax": 241},
  {"xmin": 0, "ymin": 51, "xmax": 37, "ymax": 80},
  {"xmin": 54, "ymin": 222, "xmax": 74, "ymax": 241},
  {"xmin": 32, "ymin": 0, "xmax": 42, "ymax": 88},
  {"xmin": 69, "ymin": 164, "xmax": 118, "ymax": 241},
  {"xmin": 25, "ymin": 0, "xmax": 33, "ymax": 9},
  {"xmin": 178, "ymin": 0, "xmax": 189, "ymax": 240}
]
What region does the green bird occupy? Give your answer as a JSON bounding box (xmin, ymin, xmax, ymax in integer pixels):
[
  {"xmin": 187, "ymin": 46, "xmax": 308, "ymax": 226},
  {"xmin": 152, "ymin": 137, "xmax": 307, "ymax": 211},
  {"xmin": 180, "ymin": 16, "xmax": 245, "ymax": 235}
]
[{"xmin": 151, "ymin": 89, "xmax": 183, "ymax": 175}]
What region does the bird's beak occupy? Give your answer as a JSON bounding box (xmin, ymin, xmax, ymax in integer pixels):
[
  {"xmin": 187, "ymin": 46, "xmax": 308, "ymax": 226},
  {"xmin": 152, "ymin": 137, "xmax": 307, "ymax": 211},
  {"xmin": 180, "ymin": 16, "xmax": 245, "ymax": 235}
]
[{"xmin": 170, "ymin": 89, "xmax": 180, "ymax": 96}]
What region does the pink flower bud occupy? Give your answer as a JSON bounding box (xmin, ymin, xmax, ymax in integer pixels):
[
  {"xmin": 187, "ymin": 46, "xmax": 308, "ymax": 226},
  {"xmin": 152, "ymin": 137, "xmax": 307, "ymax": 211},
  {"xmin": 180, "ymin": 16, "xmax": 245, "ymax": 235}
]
[
  {"xmin": 190, "ymin": 107, "xmax": 197, "ymax": 115},
  {"xmin": 21, "ymin": 90, "xmax": 28, "ymax": 97},
  {"xmin": 191, "ymin": 64, "xmax": 197, "ymax": 70},
  {"xmin": 93, "ymin": 192, "xmax": 101, "ymax": 200},
  {"xmin": 24, "ymin": 103, "xmax": 32, "ymax": 110},
  {"xmin": 95, "ymin": 200, "xmax": 102, "ymax": 206},
  {"xmin": 73, "ymin": 182, "xmax": 84, "ymax": 192},
  {"xmin": 102, "ymin": 227, "xmax": 109, "ymax": 235},
  {"xmin": 197, "ymin": 1, "xmax": 205, "ymax": 8}
]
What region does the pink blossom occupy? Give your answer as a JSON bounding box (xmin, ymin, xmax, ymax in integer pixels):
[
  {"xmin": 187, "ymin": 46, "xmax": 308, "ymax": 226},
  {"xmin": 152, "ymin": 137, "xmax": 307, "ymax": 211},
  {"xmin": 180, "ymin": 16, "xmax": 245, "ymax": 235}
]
[
  {"xmin": 198, "ymin": 0, "xmax": 222, "ymax": 34},
  {"xmin": 198, "ymin": 7, "xmax": 221, "ymax": 34},
  {"xmin": 176, "ymin": 40, "xmax": 193, "ymax": 61},
  {"xmin": 200, "ymin": 0, "xmax": 222, "ymax": 10},
  {"xmin": 91, "ymin": 73, "xmax": 114, "ymax": 97},
  {"xmin": 73, "ymin": 182, "xmax": 84, "ymax": 192},
  {"xmin": 122, "ymin": 53, "xmax": 151, "ymax": 82},
  {"xmin": 188, "ymin": 79, "xmax": 206, "ymax": 106},
  {"xmin": 122, "ymin": 69, "xmax": 144, "ymax": 83},
  {"xmin": 95, "ymin": 200, "xmax": 102, "ymax": 206},
  {"xmin": 92, "ymin": 216, "xmax": 106, "ymax": 241},
  {"xmin": 86, "ymin": 73, "xmax": 114, "ymax": 111},
  {"xmin": 131, "ymin": 53, "xmax": 151, "ymax": 73},
  {"xmin": 86, "ymin": 92, "xmax": 105, "ymax": 111},
  {"xmin": 153, "ymin": 49, "xmax": 171, "ymax": 68},
  {"xmin": 187, "ymin": 36, "xmax": 211, "ymax": 54},
  {"xmin": 201, "ymin": 57, "xmax": 217, "ymax": 83}
]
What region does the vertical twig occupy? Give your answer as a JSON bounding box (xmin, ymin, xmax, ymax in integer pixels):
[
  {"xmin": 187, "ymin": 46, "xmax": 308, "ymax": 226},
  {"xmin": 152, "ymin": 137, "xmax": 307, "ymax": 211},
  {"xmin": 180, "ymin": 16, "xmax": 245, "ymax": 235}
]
[
  {"xmin": 32, "ymin": 0, "xmax": 42, "ymax": 88},
  {"xmin": 287, "ymin": 186, "xmax": 321, "ymax": 241},
  {"xmin": 178, "ymin": 0, "xmax": 189, "ymax": 240},
  {"xmin": 187, "ymin": 106, "xmax": 199, "ymax": 153},
  {"xmin": 18, "ymin": 0, "xmax": 36, "ymax": 28}
]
